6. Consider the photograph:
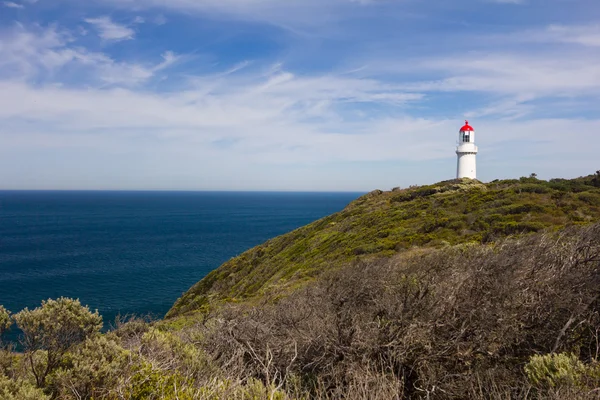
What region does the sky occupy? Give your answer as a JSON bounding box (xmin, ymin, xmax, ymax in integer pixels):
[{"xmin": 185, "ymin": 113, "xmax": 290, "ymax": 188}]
[{"xmin": 0, "ymin": 0, "xmax": 598, "ymax": 191}]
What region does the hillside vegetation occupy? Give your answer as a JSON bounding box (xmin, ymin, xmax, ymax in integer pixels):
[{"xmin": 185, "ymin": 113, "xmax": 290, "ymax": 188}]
[
  {"xmin": 3, "ymin": 221, "xmax": 600, "ymax": 399},
  {"xmin": 169, "ymin": 173, "xmax": 600, "ymax": 318},
  {"xmin": 190, "ymin": 223, "xmax": 600, "ymax": 399},
  {"xmin": 2, "ymin": 172, "xmax": 600, "ymax": 399}
]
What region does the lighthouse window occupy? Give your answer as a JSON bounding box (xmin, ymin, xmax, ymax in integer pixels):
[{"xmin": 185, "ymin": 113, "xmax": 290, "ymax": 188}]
[{"xmin": 464, "ymin": 133, "xmax": 470, "ymax": 142}]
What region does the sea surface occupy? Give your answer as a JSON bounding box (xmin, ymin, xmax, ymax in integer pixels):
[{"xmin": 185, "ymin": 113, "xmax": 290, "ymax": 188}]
[{"xmin": 0, "ymin": 191, "xmax": 361, "ymax": 325}]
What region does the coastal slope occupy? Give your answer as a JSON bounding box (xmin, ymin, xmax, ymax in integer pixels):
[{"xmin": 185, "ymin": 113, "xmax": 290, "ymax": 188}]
[{"xmin": 168, "ymin": 173, "xmax": 600, "ymax": 318}]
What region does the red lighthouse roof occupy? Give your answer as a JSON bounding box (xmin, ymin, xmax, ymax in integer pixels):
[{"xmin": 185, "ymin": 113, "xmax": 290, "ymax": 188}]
[{"xmin": 460, "ymin": 120, "xmax": 474, "ymax": 132}]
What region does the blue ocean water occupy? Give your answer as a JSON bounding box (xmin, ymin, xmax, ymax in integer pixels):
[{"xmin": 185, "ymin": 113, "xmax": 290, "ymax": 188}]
[{"xmin": 0, "ymin": 191, "xmax": 361, "ymax": 325}]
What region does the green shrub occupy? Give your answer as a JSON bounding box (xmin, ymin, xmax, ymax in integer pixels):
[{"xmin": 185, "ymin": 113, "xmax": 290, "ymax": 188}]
[
  {"xmin": 113, "ymin": 316, "xmax": 151, "ymax": 339},
  {"xmin": 548, "ymin": 180, "xmax": 571, "ymax": 192},
  {"xmin": 593, "ymin": 171, "xmax": 600, "ymax": 187},
  {"xmin": 239, "ymin": 378, "xmax": 288, "ymax": 400},
  {"xmin": 492, "ymin": 221, "xmax": 544, "ymax": 235},
  {"xmin": 0, "ymin": 373, "xmax": 49, "ymax": 400},
  {"xmin": 524, "ymin": 353, "xmax": 600, "ymax": 388},
  {"xmin": 446, "ymin": 218, "xmax": 467, "ymax": 231},
  {"xmin": 0, "ymin": 306, "xmax": 11, "ymax": 339},
  {"xmin": 578, "ymin": 191, "xmax": 600, "ymax": 206},
  {"xmin": 421, "ymin": 218, "xmax": 450, "ymax": 233},
  {"xmin": 500, "ymin": 203, "xmax": 547, "ymax": 215},
  {"xmin": 518, "ymin": 184, "xmax": 551, "ymax": 194},
  {"xmin": 194, "ymin": 378, "xmax": 290, "ymax": 400},
  {"xmin": 123, "ymin": 361, "xmax": 199, "ymax": 400},
  {"xmin": 14, "ymin": 298, "xmax": 103, "ymax": 387},
  {"xmin": 415, "ymin": 186, "xmax": 439, "ymax": 198},
  {"xmin": 519, "ymin": 176, "xmax": 540, "ymax": 184},
  {"xmin": 48, "ymin": 335, "xmax": 131, "ymax": 399},
  {"xmin": 141, "ymin": 328, "xmax": 216, "ymax": 379}
]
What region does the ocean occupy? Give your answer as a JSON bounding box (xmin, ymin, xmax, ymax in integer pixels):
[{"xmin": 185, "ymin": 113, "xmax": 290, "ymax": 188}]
[{"xmin": 0, "ymin": 191, "xmax": 361, "ymax": 325}]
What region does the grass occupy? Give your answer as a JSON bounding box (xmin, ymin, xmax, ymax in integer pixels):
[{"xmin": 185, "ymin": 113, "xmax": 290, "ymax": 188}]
[{"xmin": 167, "ymin": 173, "xmax": 600, "ymax": 318}]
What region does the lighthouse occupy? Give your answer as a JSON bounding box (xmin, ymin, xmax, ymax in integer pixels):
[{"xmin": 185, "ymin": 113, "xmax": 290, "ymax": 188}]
[{"xmin": 456, "ymin": 120, "xmax": 478, "ymax": 179}]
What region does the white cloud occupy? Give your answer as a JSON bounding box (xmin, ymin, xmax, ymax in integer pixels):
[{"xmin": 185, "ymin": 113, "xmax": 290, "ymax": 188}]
[
  {"xmin": 1, "ymin": 18, "xmax": 599, "ymax": 190},
  {"xmin": 0, "ymin": 25, "xmax": 176, "ymax": 86},
  {"xmin": 361, "ymin": 49, "xmax": 600, "ymax": 122},
  {"xmin": 365, "ymin": 50, "xmax": 600, "ymax": 104},
  {"xmin": 0, "ymin": 75, "xmax": 598, "ymax": 190},
  {"xmin": 85, "ymin": 0, "xmax": 355, "ymax": 31},
  {"xmin": 544, "ymin": 25, "xmax": 600, "ymax": 47},
  {"xmin": 0, "ymin": 25, "xmax": 70, "ymax": 77},
  {"xmin": 0, "ymin": 41, "xmax": 435, "ymax": 189},
  {"xmin": 3, "ymin": 1, "xmax": 24, "ymax": 8},
  {"xmin": 464, "ymin": 95, "xmax": 535, "ymax": 119},
  {"xmin": 84, "ymin": 16, "xmax": 135, "ymax": 41},
  {"xmin": 156, "ymin": 51, "xmax": 179, "ymax": 70},
  {"xmin": 491, "ymin": 24, "xmax": 600, "ymax": 48}
]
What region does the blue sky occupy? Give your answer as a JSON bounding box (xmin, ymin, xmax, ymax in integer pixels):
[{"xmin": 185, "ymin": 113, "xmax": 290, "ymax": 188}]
[{"xmin": 0, "ymin": 0, "xmax": 598, "ymax": 191}]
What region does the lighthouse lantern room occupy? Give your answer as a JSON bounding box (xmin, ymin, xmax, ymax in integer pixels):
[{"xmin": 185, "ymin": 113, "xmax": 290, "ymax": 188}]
[{"xmin": 456, "ymin": 120, "xmax": 478, "ymax": 179}]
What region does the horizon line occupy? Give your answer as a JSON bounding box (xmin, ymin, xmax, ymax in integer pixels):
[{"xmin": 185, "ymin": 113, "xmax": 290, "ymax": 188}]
[{"xmin": 0, "ymin": 189, "xmax": 368, "ymax": 194}]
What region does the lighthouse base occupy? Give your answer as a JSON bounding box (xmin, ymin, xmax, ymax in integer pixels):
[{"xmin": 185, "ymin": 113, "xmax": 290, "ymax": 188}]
[{"xmin": 456, "ymin": 152, "xmax": 477, "ymax": 179}]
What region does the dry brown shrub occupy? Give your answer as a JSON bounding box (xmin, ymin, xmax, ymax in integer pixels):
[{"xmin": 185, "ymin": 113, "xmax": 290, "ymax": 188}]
[{"xmin": 194, "ymin": 223, "xmax": 600, "ymax": 399}]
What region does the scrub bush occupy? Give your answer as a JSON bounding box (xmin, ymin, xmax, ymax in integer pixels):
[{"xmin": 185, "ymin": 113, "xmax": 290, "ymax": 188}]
[
  {"xmin": 47, "ymin": 335, "xmax": 131, "ymax": 399},
  {"xmin": 0, "ymin": 306, "xmax": 11, "ymax": 339},
  {"xmin": 0, "ymin": 373, "xmax": 49, "ymax": 400},
  {"xmin": 14, "ymin": 298, "xmax": 103, "ymax": 387}
]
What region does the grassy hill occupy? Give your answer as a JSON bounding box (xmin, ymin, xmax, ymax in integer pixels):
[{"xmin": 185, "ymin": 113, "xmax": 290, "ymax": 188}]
[{"xmin": 168, "ymin": 173, "xmax": 600, "ymax": 318}]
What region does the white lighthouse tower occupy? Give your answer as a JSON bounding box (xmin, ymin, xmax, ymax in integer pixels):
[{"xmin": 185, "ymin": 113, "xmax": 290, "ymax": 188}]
[{"xmin": 456, "ymin": 120, "xmax": 478, "ymax": 179}]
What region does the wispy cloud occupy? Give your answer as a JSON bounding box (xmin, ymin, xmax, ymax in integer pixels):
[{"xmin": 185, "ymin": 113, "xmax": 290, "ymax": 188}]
[
  {"xmin": 492, "ymin": 23, "xmax": 600, "ymax": 48},
  {"xmin": 412, "ymin": 53, "xmax": 600, "ymax": 97},
  {"xmin": 84, "ymin": 16, "xmax": 135, "ymax": 41},
  {"xmin": 3, "ymin": 1, "xmax": 24, "ymax": 8},
  {"xmin": 0, "ymin": 1, "xmax": 598, "ymax": 190},
  {"xmin": 1, "ymin": 74, "xmax": 598, "ymax": 190},
  {"xmin": 0, "ymin": 25, "xmax": 176, "ymax": 86},
  {"xmin": 84, "ymin": 0, "xmax": 362, "ymax": 31},
  {"xmin": 544, "ymin": 25, "xmax": 600, "ymax": 47}
]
